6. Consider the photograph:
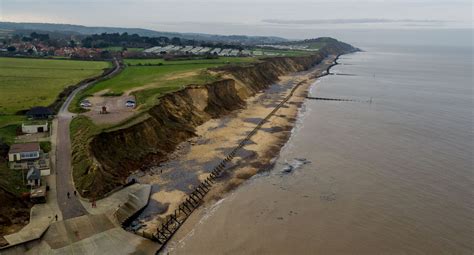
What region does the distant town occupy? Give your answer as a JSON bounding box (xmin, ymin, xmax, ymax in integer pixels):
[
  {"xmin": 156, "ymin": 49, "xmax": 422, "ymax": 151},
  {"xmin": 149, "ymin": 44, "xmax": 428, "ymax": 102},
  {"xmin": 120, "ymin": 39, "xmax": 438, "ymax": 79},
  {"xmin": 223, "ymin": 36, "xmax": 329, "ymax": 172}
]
[{"xmin": 0, "ymin": 31, "xmax": 321, "ymax": 60}]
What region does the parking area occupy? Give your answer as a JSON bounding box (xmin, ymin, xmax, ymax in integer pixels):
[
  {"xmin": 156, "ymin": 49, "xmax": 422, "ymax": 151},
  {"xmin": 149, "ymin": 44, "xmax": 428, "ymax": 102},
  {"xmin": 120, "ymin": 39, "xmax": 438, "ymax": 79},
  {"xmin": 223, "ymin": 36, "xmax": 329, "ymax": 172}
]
[{"xmin": 82, "ymin": 95, "xmax": 137, "ymax": 125}]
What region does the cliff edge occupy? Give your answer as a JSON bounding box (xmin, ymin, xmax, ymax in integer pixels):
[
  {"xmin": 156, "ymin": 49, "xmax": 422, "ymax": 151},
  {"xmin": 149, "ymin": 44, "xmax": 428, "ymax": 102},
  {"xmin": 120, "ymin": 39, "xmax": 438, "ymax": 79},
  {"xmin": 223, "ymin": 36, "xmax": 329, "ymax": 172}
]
[{"xmin": 72, "ymin": 39, "xmax": 357, "ymax": 198}]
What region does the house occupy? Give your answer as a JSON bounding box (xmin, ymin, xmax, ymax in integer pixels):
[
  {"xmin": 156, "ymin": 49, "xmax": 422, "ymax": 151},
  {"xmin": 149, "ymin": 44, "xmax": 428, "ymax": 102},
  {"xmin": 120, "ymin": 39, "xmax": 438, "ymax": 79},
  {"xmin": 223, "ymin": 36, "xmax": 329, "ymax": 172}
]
[
  {"xmin": 8, "ymin": 142, "xmax": 50, "ymax": 176},
  {"xmin": 21, "ymin": 122, "xmax": 49, "ymax": 134},
  {"xmin": 8, "ymin": 143, "xmax": 40, "ymax": 162},
  {"xmin": 27, "ymin": 167, "xmax": 41, "ymax": 187},
  {"xmin": 26, "ymin": 107, "xmax": 53, "ymax": 120}
]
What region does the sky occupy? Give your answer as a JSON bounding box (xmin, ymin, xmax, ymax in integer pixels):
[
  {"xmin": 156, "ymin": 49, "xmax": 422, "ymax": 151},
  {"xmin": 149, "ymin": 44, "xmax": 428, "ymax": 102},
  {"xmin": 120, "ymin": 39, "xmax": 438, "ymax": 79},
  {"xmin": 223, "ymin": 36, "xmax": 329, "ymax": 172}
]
[{"xmin": 0, "ymin": 0, "xmax": 472, "ymax": 40}]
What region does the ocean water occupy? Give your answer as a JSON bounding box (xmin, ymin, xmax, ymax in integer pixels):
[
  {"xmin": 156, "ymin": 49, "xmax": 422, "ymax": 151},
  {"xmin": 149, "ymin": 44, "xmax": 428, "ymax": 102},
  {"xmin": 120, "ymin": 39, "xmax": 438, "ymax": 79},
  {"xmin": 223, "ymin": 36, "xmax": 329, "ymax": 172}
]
[{"xmin": 170, "ymin": 41, "xmax": 473, "ymax": 254}]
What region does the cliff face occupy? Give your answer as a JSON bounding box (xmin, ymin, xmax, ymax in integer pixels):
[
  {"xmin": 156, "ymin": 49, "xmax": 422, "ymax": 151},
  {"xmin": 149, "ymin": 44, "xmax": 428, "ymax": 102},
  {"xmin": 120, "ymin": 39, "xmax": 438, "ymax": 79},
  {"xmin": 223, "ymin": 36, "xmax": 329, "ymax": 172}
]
[
  {"xmin": 0, "ymin": 187, "xmax": 31, "ymax": 244},
  {"xmin": 74, "ymin": 42, "xmax": 356, "ymax": 198}
]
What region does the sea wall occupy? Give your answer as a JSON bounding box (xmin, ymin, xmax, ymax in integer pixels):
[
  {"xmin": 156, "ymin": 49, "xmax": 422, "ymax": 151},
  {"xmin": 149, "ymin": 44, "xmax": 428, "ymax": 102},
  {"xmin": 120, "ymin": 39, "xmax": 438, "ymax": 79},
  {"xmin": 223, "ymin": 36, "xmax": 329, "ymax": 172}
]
[{"xmin": 74, "ymin": 41, "xmax": 356, "ymax": 198}]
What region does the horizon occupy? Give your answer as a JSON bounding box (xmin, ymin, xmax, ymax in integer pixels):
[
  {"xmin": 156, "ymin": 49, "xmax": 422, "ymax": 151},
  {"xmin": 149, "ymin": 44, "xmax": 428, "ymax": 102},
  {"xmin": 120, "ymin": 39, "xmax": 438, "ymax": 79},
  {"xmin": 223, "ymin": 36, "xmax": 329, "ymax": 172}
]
[{"xmin": 1, "ymin": 0, "xmax": 472, "ymax": 40}]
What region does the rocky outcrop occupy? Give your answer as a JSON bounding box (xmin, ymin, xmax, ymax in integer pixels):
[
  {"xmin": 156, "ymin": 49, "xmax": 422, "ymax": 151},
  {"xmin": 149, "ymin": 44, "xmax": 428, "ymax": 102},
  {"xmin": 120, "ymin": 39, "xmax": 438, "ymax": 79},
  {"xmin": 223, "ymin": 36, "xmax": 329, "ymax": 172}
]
[{"xmin": 74, "ymin": 40, "xmax": 357, "ymax": 198}]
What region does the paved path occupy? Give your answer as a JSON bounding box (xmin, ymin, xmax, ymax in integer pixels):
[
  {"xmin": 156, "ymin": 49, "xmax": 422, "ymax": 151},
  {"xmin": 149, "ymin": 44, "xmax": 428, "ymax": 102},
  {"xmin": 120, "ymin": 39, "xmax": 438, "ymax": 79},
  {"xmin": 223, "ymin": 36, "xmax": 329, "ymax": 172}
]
[{"xmin": 55, "ymin": 59, "xmax": 121, "ymax": 220}]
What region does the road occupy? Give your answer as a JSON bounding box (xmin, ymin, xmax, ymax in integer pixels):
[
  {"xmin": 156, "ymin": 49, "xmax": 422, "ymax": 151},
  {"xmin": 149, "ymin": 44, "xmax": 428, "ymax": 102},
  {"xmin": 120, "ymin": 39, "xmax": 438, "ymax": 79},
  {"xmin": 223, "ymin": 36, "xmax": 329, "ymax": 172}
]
[{"xmin": 55, "ymin": 58, "xmax": 121, "ymax": 219}]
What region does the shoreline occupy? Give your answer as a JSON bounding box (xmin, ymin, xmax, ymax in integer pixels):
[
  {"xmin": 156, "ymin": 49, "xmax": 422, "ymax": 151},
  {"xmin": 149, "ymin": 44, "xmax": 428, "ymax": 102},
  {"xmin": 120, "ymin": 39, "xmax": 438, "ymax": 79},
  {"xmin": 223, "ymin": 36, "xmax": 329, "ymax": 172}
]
[{"xmin": 132, "ymin": 54, "xmax": 342, "ymax": 251}]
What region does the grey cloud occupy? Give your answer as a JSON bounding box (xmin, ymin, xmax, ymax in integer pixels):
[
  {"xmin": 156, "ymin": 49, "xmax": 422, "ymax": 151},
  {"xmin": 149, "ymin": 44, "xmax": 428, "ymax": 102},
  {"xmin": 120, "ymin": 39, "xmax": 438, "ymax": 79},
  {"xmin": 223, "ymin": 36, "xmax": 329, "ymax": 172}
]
[{"xmin": 262, "ymin": 19, "xmax": 452, "ymax": 25}]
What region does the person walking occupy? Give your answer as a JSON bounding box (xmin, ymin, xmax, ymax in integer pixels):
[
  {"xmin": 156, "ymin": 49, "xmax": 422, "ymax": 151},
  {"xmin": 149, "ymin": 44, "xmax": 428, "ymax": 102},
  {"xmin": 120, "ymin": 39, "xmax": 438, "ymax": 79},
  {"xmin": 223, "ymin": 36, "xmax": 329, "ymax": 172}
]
[
  {"xmin": 55, "ymin": 214, "xmax": 58, "ymax": 221},
  {"xmin": 74, "ymin": 190, "xmax": 77, "ymax": 196},
  {"xmin": 67, "ymin": 192, "xmax": 70, "ymax": 199}
]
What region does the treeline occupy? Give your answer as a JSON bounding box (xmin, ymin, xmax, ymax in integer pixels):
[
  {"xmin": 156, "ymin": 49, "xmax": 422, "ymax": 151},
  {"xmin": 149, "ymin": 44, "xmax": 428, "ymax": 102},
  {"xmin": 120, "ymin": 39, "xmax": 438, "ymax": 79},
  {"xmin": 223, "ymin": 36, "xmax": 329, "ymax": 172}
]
[
  {"xmin": 20, "ymin": 32, "xmax": 50, "ymax": 42},
  {"xmin": 81, "ymin": 32, "xmax": 245, "ymax": 50},
  {"xmin": 81, "ymin": 32, "xmax": 181, "ymax": 48}
]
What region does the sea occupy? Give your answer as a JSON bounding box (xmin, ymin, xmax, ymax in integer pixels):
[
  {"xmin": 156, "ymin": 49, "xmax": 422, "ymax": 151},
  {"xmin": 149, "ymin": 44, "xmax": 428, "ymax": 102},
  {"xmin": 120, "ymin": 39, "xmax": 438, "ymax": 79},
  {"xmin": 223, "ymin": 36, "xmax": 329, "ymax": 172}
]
[{"xmin": 169, "ymin": 30, "xmax": 473, "ymax": 254}]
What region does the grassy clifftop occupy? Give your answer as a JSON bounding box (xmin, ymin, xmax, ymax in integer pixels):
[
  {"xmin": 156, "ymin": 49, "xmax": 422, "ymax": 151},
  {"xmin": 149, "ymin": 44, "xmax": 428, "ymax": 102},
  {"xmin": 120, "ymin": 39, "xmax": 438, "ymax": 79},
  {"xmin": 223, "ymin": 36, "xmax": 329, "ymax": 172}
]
[{"xmin": 71, "ymin": 39, "xmax": 358, "ymax": 198}]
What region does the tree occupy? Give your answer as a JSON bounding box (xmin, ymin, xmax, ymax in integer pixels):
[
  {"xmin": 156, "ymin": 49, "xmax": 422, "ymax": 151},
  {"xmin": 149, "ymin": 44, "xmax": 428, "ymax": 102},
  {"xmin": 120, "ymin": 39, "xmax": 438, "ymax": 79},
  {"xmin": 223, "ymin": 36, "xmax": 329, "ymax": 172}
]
[
  {"xmin": 30, "ymin": 32, "xmax": 49, "ymax": 41},
  {"xmin": 100, "ymin": 50, "xmax": 111, "ymax": 59},
  {"xmin": 7, "ymin": 46, "xmax": 16, "ymax": 52},
  {"xmin": 21, "ymin": 37, "xmax": 32, "ymax": 42},
  {"xmin": 69, "ymin": 40, "xmax": 76, "ymax": 48},
  {"xmin": 171, "ymin": 37, "xmax": 181, "ymax": 45}
]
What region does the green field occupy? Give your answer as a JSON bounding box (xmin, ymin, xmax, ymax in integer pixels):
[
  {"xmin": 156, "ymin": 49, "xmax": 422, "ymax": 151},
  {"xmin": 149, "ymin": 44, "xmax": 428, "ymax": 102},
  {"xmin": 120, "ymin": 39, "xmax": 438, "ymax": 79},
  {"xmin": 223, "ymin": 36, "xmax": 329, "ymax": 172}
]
[
  {"xmin": 0, "ymin": 57, "xmax": 110, "ymax": 143},
  {"xmin": 252, "ymin": 48, "xmax": 311, "ymax": 57},
  {"xmin": 73, "ymin": 57, "xmax": 258, "ymax": 111},
  {"xmin": 0, "ymin": 57, "xmax": 110, "ymax": 115},
  {"xmin": 102, "ymin": 47, "xmax": 144, "ymax": 52},
  {"xmin": 124, "ymin": 57, "xmax": 257, "ymax": 66}
]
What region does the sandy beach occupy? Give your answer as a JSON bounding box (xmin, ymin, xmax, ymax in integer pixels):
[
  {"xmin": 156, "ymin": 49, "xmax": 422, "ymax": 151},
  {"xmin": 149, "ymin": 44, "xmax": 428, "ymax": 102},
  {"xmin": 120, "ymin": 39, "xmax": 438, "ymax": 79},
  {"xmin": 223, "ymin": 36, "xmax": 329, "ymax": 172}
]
[{"xmin": 131, "ymin": 55, "xmax": 337, "ymax": 244}]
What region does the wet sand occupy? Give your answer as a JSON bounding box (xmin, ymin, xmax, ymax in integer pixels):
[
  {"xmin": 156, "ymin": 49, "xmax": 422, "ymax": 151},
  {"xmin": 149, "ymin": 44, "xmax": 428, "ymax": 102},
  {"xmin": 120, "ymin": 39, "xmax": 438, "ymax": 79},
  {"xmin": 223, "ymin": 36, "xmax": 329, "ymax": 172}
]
[{"xmin": 133, "ymin": 56, "xmax": 337, "ymax": 238}]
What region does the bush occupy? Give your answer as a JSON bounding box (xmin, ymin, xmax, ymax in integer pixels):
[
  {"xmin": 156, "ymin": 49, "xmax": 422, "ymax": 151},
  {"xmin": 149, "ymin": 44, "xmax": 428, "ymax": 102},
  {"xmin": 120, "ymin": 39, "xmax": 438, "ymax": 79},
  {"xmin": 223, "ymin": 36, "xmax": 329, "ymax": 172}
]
[{"xmin": 40, "ymin": 141, "xmax": 51, "ymax": 153}]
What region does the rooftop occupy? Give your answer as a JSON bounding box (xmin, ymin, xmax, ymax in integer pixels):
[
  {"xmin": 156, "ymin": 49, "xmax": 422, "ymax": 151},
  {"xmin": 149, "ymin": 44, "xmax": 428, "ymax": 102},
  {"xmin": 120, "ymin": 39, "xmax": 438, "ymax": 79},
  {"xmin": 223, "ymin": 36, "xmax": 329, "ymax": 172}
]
[{"xmin": 9, "ymin": 142, "xmax": 40, "ymax": 153}]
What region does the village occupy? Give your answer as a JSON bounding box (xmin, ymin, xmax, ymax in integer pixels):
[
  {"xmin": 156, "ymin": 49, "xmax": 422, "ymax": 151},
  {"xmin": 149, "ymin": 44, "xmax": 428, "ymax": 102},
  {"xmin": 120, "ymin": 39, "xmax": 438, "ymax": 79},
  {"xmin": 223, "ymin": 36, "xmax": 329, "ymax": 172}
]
[
  {"xmin": 4, "ymin": 107, "xmax": 54, "ymax": 204},
  {"xmin": 0, "ymin": 31, "xmax": 306, "ymax": 61}
]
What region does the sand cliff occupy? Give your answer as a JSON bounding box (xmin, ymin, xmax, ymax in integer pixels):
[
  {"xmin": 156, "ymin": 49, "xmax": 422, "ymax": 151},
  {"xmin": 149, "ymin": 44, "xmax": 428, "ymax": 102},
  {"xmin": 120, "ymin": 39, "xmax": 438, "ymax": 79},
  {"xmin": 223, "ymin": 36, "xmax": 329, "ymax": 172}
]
[{"xmin": 72, "ymin": 40, "xmax": 357, "ymax": 198}]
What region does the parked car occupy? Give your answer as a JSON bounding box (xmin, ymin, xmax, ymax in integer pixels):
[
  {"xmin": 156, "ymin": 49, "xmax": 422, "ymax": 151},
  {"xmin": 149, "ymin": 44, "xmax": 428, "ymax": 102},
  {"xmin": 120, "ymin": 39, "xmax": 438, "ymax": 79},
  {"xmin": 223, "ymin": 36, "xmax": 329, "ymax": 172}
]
[
  {"xmin": 125, "ymin": 100, "xmax": 136, "ymax": 108},
  {"xmin": 80, "ymin": 100, "xmax": 92, "ymax": 108}
]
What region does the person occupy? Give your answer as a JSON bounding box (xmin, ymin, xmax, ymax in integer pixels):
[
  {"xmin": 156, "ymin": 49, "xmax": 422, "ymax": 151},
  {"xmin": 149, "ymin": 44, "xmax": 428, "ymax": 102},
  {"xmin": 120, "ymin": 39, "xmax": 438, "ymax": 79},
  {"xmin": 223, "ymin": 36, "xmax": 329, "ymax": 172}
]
[
  {"xmin": 92, "ymin": 199, "xmax": 96, "ymax": 208},
  {"xmin": 55, "ymin": 214, "xmax": 58, "ymax": 221},
  {"xmin": 67, "ymin": 192, "xmax": 70, "ymax": 199},
  {"xmin": 74, "ymin": 190, "xmax": 77, "ymax": 196}
]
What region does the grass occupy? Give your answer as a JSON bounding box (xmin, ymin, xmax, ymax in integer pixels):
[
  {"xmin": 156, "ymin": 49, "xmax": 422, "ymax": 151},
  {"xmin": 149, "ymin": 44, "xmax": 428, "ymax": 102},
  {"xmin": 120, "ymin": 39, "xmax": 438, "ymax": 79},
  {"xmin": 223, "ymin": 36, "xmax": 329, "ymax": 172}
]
[
  {"xmin": 88, "ymin": 57, "xmax": 257, "ymax": 96},
  {"xmin": 0, "ymin": 125, "xmax": 18, "ymax": 145},
  {"xmin": 253, "ymin": 48, "xmax": 311, "ymax": 57},
  {"xmin": 0, "ymin": 115, "xmax": 25, "ymax": 129},
  {"xmin": 124, "ymin": 57, "xmax": 257, "ymax": 66},
  {"xmin": 71, "ymin": 57, "xmax": 256, "ymax": 112},
  {"xmin": 70, "ymin": 116, "xmax": 103, "ymax": 194},
  {"xmin": 0, "ymin": 162, "xmax": 29, "ymax": 196},
  {"xmin": 0, "ymin": 57, "xmax": 110, "ymax": 115},
  {"xmin": 0, "ymin": 115, "xmax": 24, "ymax": 145},
  {"xmin": 102, "ymin": 47, "xmax": 144, "ymax": 52},
  {"xmin": 40, "ymin": 141, "xmax": 51, "ymax": 153}
]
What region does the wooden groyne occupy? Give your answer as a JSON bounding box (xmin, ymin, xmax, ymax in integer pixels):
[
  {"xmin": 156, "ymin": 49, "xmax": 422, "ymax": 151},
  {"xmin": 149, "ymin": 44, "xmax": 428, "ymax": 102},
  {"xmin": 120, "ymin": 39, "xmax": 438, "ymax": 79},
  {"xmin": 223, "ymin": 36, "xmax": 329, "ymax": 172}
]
[
  {"xmin": 138, "ymin": 55, "xmax": 343, "ymax": 251},
  {"xmin": 306, "ymin": 96, "xmax": 354, "ymax": 101}
]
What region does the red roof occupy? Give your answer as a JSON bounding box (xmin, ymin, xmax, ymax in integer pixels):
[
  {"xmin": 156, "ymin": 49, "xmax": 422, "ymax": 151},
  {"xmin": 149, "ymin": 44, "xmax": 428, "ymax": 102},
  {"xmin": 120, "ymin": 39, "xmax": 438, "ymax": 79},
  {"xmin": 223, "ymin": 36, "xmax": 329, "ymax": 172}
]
[{"xmin": 9, "ymin": 143, "xmax": 40, "ymax": 153}]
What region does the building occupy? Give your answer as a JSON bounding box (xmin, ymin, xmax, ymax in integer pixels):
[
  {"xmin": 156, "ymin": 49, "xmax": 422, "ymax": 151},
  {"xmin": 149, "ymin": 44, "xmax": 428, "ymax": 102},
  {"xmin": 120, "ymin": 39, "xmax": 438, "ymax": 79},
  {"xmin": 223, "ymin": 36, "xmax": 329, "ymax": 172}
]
[
  {"xmin": 27, "ymin": 167, "xmax": 41, "ymax": 187},
  {"xmin": 26, "ymin": 107, "xmax": 53, "ymax": 120},
  {"xmin": 8, "ymin": 142, "xmax": 50, "ymax": 175},
  {"xmin": 8, "ymin": 143, "xmax": 40, "ymax": 162},
  {"xmin": 210, "ymin": 48, "xmax": 221, "ymax": 55},
  {"xmin": 21, "ymin": 122, "xmax": 49, "ymax": 134},
  {"xmin": 229, "ymin": 49, "xmax": 240, "ymax": 56}
]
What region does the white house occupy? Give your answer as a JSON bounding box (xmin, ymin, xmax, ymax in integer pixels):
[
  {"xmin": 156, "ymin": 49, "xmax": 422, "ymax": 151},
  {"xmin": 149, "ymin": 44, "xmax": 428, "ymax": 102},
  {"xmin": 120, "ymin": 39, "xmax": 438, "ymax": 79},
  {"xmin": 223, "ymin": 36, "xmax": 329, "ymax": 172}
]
[
  {"xmin": 21, "ymin": 122, "xmax": 48, "ymax": 134},
  {"xmin": 8, "ymin": 143, "xmax": 40, "ymax": 162}
]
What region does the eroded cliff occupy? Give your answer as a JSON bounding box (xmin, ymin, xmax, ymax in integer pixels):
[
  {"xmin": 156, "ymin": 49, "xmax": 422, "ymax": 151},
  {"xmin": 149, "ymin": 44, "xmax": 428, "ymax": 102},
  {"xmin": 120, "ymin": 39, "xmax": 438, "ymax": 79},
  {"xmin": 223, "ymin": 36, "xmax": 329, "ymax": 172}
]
[{"xmin": 73, "ymin": 40, "xmax": 357, "ymax": 198}]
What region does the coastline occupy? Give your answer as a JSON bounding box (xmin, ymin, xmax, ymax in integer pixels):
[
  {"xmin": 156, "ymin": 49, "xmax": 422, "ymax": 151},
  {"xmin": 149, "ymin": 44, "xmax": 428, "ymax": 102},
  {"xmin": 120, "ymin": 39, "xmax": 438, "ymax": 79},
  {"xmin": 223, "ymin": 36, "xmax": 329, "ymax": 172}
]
[
  {"xmin": 161, "ymin": 43, "xmax": 474, "ymax": 255},
  {"xmin": 134, "ymin": 54, "xmax": 341, "ymax": 251}
]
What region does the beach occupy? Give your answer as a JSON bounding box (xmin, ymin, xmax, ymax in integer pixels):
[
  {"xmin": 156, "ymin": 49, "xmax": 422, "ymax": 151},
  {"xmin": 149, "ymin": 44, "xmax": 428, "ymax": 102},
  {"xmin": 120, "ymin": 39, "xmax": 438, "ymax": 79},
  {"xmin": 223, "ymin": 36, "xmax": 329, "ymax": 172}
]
[
  {"xmin": 164, "ymin": 44, "xmax": 474, "ymax": 254},
  {"xmin": 133, "ymin": 56, "xmax": 338, "ymax": 239}
]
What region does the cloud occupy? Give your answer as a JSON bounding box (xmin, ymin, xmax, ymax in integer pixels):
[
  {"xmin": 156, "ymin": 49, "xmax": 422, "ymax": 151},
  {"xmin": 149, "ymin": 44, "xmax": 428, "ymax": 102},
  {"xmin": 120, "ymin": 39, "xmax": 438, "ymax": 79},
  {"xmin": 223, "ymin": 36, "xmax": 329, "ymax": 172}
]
[{"xmin": 261, "ymin": 19, "xmax": 451, "ymax": 25}]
